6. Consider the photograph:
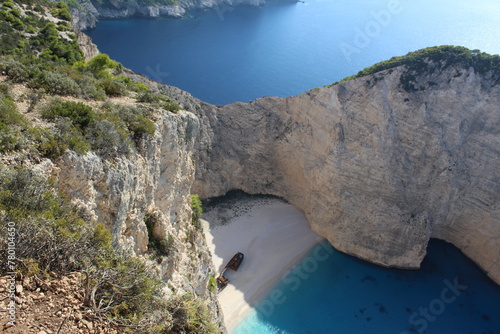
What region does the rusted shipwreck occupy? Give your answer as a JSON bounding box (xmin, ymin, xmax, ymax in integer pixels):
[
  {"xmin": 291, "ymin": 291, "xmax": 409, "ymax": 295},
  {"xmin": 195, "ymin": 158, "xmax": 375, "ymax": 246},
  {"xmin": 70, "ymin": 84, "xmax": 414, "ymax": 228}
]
[{"xmin": 216, "ymin": 252, "xmax": 244, "ymax": 291}]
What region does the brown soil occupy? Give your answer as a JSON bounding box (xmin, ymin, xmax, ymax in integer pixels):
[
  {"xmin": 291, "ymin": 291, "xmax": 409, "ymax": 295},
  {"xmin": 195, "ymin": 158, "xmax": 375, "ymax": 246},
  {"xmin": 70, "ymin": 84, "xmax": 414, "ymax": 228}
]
[{"xmin": 0, "ymin": 274, "xmax": 119, "ymax": 334}]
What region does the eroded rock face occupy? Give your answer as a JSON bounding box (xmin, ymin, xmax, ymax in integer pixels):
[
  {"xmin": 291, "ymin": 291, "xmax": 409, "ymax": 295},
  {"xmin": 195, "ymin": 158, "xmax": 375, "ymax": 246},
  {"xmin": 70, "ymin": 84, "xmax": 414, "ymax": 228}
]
[
  {"xmin": 55, "ymin": 110, "xmax": 224, "ymax": 329},
  {"xmin": 193, "ymin": 64, "xmax": 500, "ymax": 284},
  {"xmin": 76, "ymin": 31, "xmax": 99, "ymax": 60}
]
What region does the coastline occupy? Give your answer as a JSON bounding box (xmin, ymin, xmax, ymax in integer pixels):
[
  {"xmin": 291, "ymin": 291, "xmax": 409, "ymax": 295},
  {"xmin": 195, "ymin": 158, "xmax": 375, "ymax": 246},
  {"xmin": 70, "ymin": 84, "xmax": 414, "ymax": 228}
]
[{"xmin": 203, "ymin": 198, "xmax": 321, "ymax": 332}]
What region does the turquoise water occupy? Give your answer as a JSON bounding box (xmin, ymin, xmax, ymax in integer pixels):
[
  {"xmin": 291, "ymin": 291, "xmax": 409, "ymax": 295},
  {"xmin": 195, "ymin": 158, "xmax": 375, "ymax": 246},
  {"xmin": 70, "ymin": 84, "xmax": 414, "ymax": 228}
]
[
  {"xmin": 86, "ymin": 0, "xmax": 500, "ymax": 105},
  {"xmin": 233, "ymin": 240, "xmax": 500, "ymax": 334}
]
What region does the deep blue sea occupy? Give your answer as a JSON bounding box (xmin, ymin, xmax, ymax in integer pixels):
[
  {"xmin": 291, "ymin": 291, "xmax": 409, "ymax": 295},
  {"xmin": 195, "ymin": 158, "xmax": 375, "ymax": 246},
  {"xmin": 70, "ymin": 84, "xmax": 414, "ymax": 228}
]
[
  {"xmin": 233, "ymin": 240, "xmax": 500, "ymax": 334},
  {"xmin": 86, "ymin": 0, "xmax": 500, "ymax": 105}
]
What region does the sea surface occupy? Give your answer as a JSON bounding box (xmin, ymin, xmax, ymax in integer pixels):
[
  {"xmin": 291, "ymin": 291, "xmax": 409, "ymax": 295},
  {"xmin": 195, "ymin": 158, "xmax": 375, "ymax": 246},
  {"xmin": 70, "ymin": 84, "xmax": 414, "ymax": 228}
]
[
  {"xmin": 233, "ymin": 239, "xmax": 500, "ymax": 334},
  {"xmin": 86, "ymin": 0, "xmax": 500, "ymax": 105}
]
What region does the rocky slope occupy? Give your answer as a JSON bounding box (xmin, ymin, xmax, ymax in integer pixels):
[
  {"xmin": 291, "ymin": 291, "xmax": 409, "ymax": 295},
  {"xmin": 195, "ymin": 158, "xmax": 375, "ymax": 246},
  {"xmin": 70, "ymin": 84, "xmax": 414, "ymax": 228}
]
[
  {"xmin": 0, "ymin": 74, "xmax": 225, "ymax": 332},
  {"xmin": 72, "ymin": 0, "xmax": 267, "ymax": 30},
  {"xmin": 192, "ymin": 55, "xmax": 500, "ymax": 284},
  {"xmin": 51, "ymin": 108, "xmax": 225, "ymax": 329},
  {"xmin": 0, "ymin": 273, "xmax": 120, "ymax": 333}
]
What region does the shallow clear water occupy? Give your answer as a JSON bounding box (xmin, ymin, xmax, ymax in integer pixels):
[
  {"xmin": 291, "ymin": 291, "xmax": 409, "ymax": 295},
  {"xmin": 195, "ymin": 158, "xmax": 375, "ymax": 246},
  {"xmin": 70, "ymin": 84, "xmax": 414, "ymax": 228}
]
[
  {"xmin": 233, "ymin": 239, "xmax": 500, "ymax": 334},
  {"xmin": 86, "ymin": 0, "xmax": 500, "ymax": 104}
]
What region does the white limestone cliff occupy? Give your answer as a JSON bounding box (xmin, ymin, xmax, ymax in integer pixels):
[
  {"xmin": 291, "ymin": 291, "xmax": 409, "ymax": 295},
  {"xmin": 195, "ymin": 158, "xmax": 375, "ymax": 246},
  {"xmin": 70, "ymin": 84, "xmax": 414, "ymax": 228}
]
[{"xmin": 192, "ymin": 63, "xmax": 500, "ymax": 285}]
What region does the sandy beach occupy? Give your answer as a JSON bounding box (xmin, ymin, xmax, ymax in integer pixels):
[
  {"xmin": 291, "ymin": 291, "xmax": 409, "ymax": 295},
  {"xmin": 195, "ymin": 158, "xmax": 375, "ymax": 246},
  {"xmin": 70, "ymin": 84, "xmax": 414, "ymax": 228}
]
[{"xmin": 203, "ymin": 197, "xmax": 321, "ymax": 332}]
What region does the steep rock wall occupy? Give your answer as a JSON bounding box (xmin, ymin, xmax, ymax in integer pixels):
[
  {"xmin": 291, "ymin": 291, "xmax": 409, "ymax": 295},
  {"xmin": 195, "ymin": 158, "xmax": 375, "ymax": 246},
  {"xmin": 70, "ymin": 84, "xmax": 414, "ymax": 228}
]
[
  {"xmin": 193, "ymin": 64, "xmax": 500, "ymax": 284},
  {"xmin": 53, "ymin": 110, "xmax": 225, "ymax": 329}
]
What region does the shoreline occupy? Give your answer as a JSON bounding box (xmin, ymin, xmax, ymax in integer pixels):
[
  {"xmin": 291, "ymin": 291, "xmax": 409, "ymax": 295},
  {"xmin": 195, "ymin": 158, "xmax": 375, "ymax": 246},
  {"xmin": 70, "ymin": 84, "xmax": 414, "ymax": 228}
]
[{"xmin": 203, "ymin": 198, "xmax": 321, "ymax": 332}]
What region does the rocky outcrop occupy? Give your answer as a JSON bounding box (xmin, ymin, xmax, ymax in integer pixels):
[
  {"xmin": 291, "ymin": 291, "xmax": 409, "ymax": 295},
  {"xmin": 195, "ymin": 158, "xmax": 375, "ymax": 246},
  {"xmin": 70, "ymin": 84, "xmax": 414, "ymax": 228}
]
[
  {"xmin": 192, "ymin": 63, "xmax": 500, "ymax": 284},
  {"xmin": 72, "ymin": 0, "xmax": 267, "ymax": 30},
  {"xmin": 76, "ymin": 30, "xmax": 99, "ymax": 59}
]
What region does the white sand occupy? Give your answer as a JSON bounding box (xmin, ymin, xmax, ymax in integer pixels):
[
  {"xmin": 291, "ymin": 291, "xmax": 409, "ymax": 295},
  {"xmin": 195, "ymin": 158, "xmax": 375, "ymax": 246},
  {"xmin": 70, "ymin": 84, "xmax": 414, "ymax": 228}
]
[{"xmin": 203, "ymin": 198, "xmax": 321, "ymax": 332}]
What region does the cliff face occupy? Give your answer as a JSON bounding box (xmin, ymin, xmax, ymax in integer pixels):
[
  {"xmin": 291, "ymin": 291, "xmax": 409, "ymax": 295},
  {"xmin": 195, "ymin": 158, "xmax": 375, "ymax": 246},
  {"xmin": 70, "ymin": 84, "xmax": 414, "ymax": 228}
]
[
  {"xmin": 51, "ymin": 109, "xmax": 224, "ymax": 328},
  {"xmin": 192, "ymin": 63, "xmax": 500, "ymax": 284},
  {"xmin": 76, "ymin": 30, "xmax": 99, "ymax": 59},
  {"xmin": 72, "ymin": 0, "xmax": 266, "ymax": 30}
]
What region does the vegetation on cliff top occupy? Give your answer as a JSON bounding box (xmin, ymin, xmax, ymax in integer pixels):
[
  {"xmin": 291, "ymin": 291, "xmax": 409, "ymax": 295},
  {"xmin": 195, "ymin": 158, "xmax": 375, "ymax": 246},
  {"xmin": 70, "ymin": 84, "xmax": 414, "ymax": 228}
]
[
  {"xmin": 331, "ymin": 46, "xmax": 500, "ymax": 86},
  {"xmin": 0, "ymin": 0, "xmax": 181, "ymax": 158}
]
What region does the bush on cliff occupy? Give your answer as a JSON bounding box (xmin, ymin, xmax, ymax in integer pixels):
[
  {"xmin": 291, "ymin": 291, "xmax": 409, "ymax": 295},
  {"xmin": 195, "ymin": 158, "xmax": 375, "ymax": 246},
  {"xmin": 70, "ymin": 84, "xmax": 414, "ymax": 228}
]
[
  {"xmin": 332, "ymin": 46, "xmax": 500, "ymax": 86},
  {"xmin": 0, "ymin": 92, "xmax": 28, "ymax": 152},
  {"xmin": 38, "ymin": 100, "xmax": 156, "ymax": 158},
  {"xmin": 190, "ymin": 194, "xmax": 203, "ymax": 230},
  {"xmin": 0, "ymin": 168, "xmax": 217, "ymax": 333}
]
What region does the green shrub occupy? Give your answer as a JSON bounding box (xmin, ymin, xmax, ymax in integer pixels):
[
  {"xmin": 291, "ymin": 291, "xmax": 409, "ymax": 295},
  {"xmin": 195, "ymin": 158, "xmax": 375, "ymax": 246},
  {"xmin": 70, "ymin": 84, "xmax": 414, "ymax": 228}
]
[
  {"xmin": 86, "ymin": 53, "xmax": 120, "ymax": 76},
  {"xmin": 2, "ymin": 2, "xmax": 15, "ymax": 9},
  {"xmin": 128, "ymin": 114, "xmax": 155, "ymax": 139},
  {"xmin": 56, "ymin": 21, "xmax": 69, "ymax": 31},
  {"xmin": 10, "ymin": 8, "xmax": 21, "ymax": 18},
  {"xmin": 98, "ymin": 78, "xmax": 126, "ymax": 97},
  {"xmin": 33, "ymin": 4, "xmax": 44, "ymax": 13},
  {"xmin": 34, "ymin": 22, "xmax": 83, "ymax": 64},
  {"xmin": 134, "ymin": 82, "xmax": 149, "ymax": 92},
  {"xmin": 136, "ymin": 90, "xmax": 181, "ymax": 112},
  {"xmin": 26, "ymin": 24, "xmax": 36, "ymax": 33},
  {"xmin": 40, "ymin": 39, "xmax": 83, "ymax": 65},
  {"xmin": 76, "ymin": 75, "xmax": 106, "ymax": 100},
  {"xmin": 0, "ymin": 93, "xmax": 27, "ymax": 152},
  {"xmin": 163, "ymin": 99, "xmax": 181, "ymax": 112},
  {"xmin": 0, "ymin": 28, "xmax": 23, "ymax": 55},
  {"xmin": 38, "ymin": 70, "xmax": 81, "ymax": 96},
  {"xmin": 104, "ymin": 104, "xmax": 155, "ymax": 140},
  {"xmin": 93, "ymin": 222, "xmax": 112, "ymax": 249},
  {"xmin": 144, "ymin": 214, "xmax": 173, "ymax": 258},
  {"xmin": 0, "ymin": 124, "xmax": 19, "ymax": 152},
  {"xmin": 12, "ymin": 18, "xmax": 24, "ymax": 30},
  {"xmin": 0, "ymin": 83, "xmax": 9, "ymax": 94},
  {"xmin": 0, "ymin": 56, "xmax": 29, "ymax": 82},
  {"xmin": 30, "ymin": 121, "xmax": 89, "ymax": 159},
  {"xmin": 190, "ymin": 194, "xmax": 202, "ymax": 230},
  {"xmin": 54, "ymin": 118, "xmax": 90, "ymax": 152},
  {"xmin": 208, "ymin": 276, "xmax": 217, "ymax": 292},
  {"xmin": 41, "ymin": 100, "xmax": 94, "ymax": 130},
  {"xmin": 85, "ymin": 118, "xmax": 131, "ymax": 157},
  {"xmin": 0, "ymin": 169, "xmax": 100, "ymax": 272},
  {"xmin": 159, "ymin": 235, "xmax": 174, "ymax": 256},
  {"xmin": 38, "ymin": 22, "xmax": 58, "ymax": 44},
  {"xmin": 0, "ymin": 94, "xmax": 27, "ymax": 126},
  {"xmin": 165, "ymin": 294, "xmax": 217, "ymax": 334},
  {"xmin": 53, "ymin": 1, "xmax": 71, "ymax": 21},
  {"xmin": 34, "ymin": 127, "xmax": 68, "ymax": 158},
  {"xmin": 137, "ymin": 90, "xmax": 160, "ymax": 103}
]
